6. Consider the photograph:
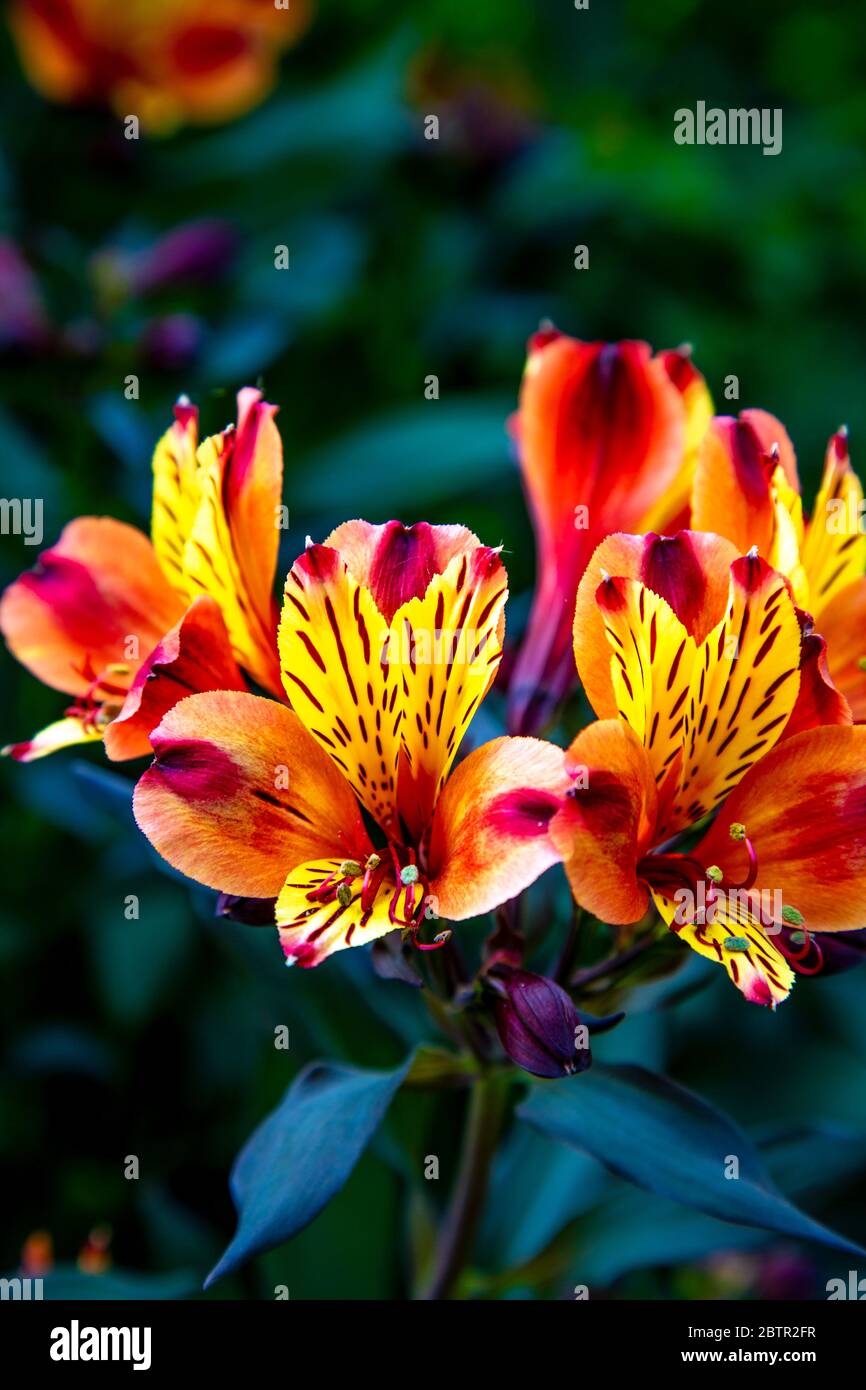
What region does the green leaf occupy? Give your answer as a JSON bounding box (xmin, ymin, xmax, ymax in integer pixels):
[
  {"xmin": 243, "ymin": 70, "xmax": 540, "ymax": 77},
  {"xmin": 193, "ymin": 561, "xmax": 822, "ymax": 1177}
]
[
  {"xmin": 294, "ymin": 397, "xmax": 515, "ymax": 513},
  {"xmin": 517, "ymin": 1063, "xmax": 866, "ymax": 1257},
  {"xmin": 205, "ymin": 1056, "xmax": 412, "ymax": 1287}
]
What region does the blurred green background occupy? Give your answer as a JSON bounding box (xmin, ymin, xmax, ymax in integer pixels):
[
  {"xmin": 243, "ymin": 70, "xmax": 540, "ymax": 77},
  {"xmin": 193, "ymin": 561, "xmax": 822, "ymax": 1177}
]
[{"xmin": 2, "ymin": 0, "xmax": 866, "ymax": 1299}]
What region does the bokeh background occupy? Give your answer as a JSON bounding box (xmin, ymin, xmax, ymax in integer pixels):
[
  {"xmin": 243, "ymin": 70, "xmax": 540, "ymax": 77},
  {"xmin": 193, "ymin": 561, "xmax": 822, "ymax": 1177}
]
[{"xmin": 2, "ymin": 0, "xmax": 866, "ymax": 1299}]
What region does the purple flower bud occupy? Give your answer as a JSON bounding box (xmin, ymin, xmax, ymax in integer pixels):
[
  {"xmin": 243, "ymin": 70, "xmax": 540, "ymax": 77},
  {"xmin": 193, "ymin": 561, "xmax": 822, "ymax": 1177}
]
[{"xmin": 494, "ymin": 970, "xmax": 590, "ymax": 1079}]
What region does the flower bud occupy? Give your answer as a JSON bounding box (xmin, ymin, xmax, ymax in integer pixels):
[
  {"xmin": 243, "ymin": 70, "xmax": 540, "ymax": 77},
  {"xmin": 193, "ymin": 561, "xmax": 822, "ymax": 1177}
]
[{"xmin": 494, "ymin": 970, "xmax": 590, "ymax": 1079}]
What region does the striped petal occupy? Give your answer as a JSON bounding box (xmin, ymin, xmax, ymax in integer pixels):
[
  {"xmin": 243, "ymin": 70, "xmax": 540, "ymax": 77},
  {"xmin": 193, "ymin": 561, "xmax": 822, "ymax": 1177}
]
[
  {"xmin": 277, "ymin": 858, "xmax": 423, "ymax": 969},
  {"xmin": 279, "ymin": 541, "xmax": 403, "ymax": 835},
  {"xmin": 660, "ymin": 552, "xmax": 801, "ymax": 835},
  {"xmin": 175, "ymin": 390, "xmax": 282, "ymax": 695},
  {"xmin": 278, "ymin": 523, "xmax": 507, "ymax": 839},
  {"xmin": 573, "ymin": 530, "xmax": 738, "ymax": 721},
  {"xmin": 133, "ymin": 691, "xmax": 369, "ymax": 899},
  {"xmin": 594, "ymin": 573, "xmax": 697, "ymax": 788},
  {"xmin": 151, "ymin": 397, "xmax": 201, "ymax": 592},
  {"xmin": 801, "ymin": 429, "xmax": 866, "ymax": 622},
  {"xmin": 652, "ymin": 892, "xmax": 794, "ymax": 1008},
  {"xmin": 391, "ymin": 545, "xmax": 507, "ymax": 839}
]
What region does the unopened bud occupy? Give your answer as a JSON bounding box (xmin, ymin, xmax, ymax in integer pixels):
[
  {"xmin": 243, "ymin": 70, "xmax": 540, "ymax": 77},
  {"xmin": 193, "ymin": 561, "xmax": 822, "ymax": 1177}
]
[{"xmin": 494, "ymin": 970, "xmax": 590, "ymax": 1080}]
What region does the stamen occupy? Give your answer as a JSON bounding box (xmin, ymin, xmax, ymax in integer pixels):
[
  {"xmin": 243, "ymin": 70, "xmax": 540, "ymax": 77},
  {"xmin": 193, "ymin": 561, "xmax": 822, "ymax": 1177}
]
[
  {"xmin": 781, "ymin": 905, "xmax": 804, "ymax": 926},
  {"xmin": 723, "ymin": 936, "xmax": 750, "ymax": 952}
]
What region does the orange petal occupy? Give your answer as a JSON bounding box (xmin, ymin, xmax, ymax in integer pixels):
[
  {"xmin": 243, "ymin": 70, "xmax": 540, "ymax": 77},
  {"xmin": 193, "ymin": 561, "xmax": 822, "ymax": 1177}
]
[
  {"xmin": 427, "ymin": 736, "xmax": 570, "ymax": 920},
  {"xmin": 573, "ymin": 530, "xmax": 738, "ymax": 720},
  {"xmin": 691, "ymin": 409, "xmax": 798, "ymax": 556},
  {"xmin": 782, "ymin": 615, "xmax": 851, "ymax": 740},
  {"xmin": 0, "ymin": 517, "xmax": 182, "ymax": 697},
  {"xmin": 133, "ymin": 691, "xmax": 370, "ymax": 899},
  {"xmin": 640, "ymin": 348, "xmax": 714, "ymax": 534},
  {"xmin": 104, "ymin": 595, "xmax": 247, "ymax": 762},
  {"xmin": 693, "ymin": 724, "xmax": 866, "ymax": 933},
  {"xmin": 508, "ymin": 334, "xmax": 687, "ymax": 733},
  {"xmin": 549, "ymin": 720, "xmax": 658, "ymax": 925},
  {"xmin": 818, "ymin": 577, "xmax": 866, "ymax": 720}
]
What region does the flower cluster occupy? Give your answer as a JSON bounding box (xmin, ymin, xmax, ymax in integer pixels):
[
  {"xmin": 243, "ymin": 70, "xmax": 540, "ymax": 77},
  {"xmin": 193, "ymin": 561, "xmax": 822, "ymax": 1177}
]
[
  {"xmin": 8, "ymin": 0, "xmax": 310, "ymax": 133},
  {"xmin": 4, "ymin": 330, "xmax": 866, "ymax": 1029}
]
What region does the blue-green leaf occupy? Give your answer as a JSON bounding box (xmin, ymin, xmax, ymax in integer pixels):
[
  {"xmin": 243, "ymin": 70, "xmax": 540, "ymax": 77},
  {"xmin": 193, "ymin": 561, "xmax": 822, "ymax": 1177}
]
[
  {"xmin": 517, "ymin": 1063, "xmax": 865, "ymax": 1257},
  {"xmin": 205, "ymin": 1056, "xmax": 412, "ymax": 1287}
]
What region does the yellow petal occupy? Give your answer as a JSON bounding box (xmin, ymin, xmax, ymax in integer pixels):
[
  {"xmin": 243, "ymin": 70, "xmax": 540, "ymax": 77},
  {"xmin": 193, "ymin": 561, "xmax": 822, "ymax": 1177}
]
[
  {"xmin": 391, "ymin": 546, "xmax": 507, "ymax": 839},
  {"xmin": 278, "ymin": 543, "xmax": 403, "ymax": 835},
  {"xmin": 661, "ymin": 552, "xmax": 801, "ymax": 834},
  {"xmin": 277, "ymin": 857, "xmax": 423, "ymax": 968},
  {"xmin": 801, "ymin": 432, "xmax": 866, "ymax": 621},
  {"xmin": 653, "ymin": 890, "xmax": 794, "ymax": 1007},
  {"xmin": 595, "ymin": 574, "xmax": 697, "ymax": 789}
]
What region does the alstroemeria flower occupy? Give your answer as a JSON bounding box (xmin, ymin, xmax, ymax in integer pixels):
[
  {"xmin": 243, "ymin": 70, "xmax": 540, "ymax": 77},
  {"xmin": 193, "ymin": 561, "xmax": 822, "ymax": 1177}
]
[
  {"xmin": 692, "ymin": 412, "xmax": 866, "ymax": 718},
  {"xmin": 507, "ymin": 329, "xmax": 713, "ymax": 735},
  {"xmin": 8, "ymin": 0, "xmax": 310, "ymax": 133},
  {"xmin": 551, "ymin": 530, "xmax": 866, "ymax": 1007},
  {"xmin": 0, "ymin": 388, "xmax": 283, "ymax": 761},
  {"xmin": 133, "ymin": 521, "xmax": 569, "ymax": 967}
]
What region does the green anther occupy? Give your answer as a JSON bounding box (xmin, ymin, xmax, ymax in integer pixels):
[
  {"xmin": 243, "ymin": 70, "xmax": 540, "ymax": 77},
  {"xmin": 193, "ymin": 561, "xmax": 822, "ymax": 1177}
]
[
  {"xmin": 858, "ymin": 657, "xmax": 866, "ymax": 672},
  {"xmin": 336, "ymin": 883, "xmax": 353, "ymax": 908},
  {"xmin": 706, "ymin": 865, "xmax": 724, "ymax": 885},
  {"xmin": 365, "ymin": 853, "xmax": 381, "ymax": 871},
  {"xmin": 400, "ymin": 864, "xmax": 420, "ymax": 885},
  {"xmin": 723, "ymin": 936, "xmax": 750, "ymax": 952},
  {"xmin": 781, "ymin": 905, "xmax": 804, "ymax": 926},
  {"xmin": 788, "ymin": 930, "xmax": 807, "ymax": 946},
  {"xmin": 339, "ymin": 859, "xmax": 361, "ymax": 879},
  {"xmin": 729, "ymin": 822, "xmax": 747, "ymax": 841}
]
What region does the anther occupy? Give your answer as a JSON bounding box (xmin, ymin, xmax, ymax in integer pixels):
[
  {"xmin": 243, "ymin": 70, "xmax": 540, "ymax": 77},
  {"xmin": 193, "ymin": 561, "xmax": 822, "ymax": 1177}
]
[
  {"xmin": 781, "ymin": 905, "xmax": 804, "ymax": 926},
  {"xmin": 729, "ymin": 822, "xmax": 746, "ymax": 841},
  {"xmin": 336, "ymin": 883, "xmax": 353, "ymax": 908},
  {"xmin": 706, "ymin": 865, "xmax": 724, "ymax": 885},
  {"xmin": 339, "ymin": 859, "xmax": 362, "ymax": 879},
  {"xmin": 400, "ymin": 864, "xmax": 419, "ymax": 885},
  {"xmin": 723, "ymin": 936, "xmax": 750, "ymax": 952}
]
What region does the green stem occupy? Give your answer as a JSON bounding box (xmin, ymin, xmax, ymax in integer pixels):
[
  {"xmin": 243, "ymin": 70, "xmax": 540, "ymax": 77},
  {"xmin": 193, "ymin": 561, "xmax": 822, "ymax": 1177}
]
[{"xmin": 417, "ymin": 1073, "xmax": 507, "ymax": 1300}]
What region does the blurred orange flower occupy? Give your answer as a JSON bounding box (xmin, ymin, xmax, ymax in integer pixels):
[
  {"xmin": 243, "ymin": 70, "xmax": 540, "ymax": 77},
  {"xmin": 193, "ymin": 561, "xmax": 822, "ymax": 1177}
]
[{"xmin": 8, "ymin": 0, "xmax": 311, "ymax": 132}]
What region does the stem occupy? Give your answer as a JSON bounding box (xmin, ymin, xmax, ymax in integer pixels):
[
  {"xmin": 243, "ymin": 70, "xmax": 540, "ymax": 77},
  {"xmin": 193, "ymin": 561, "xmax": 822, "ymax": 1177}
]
[
  {"xmin": 417, "ymin": 1073, "xmax": 506, "ymax": 1300},
  {"xmin": 569, "ymin": 933, "xmax": 656, "ymax": 988}
]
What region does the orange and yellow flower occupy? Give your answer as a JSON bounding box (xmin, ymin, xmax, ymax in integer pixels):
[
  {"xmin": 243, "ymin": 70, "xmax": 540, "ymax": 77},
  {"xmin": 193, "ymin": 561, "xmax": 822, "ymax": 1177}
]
[
  {"xmin": 507, "ymin": 329, "xmax": 713, "ymax": 735},
  {"xmin": 551, "ymin": 529, "xmax": 866, "ymax": 1006},
  {"xmin": 8, "ymin": 0, "xmax": 310, "ymax": 133},
  {"xmin": 133, "ymin": 521, "xmax": 570, "ymax": 967},
  {"xmin": 0, "ymin": 388, "xmax": 283, "ymax": 761},
  {"xmin": 692, "ymin": 411, "xmax": 866, "ymax": 718}
]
